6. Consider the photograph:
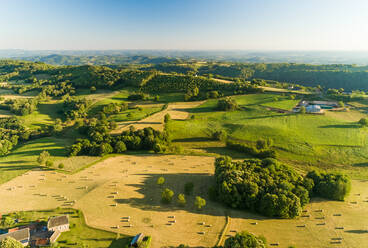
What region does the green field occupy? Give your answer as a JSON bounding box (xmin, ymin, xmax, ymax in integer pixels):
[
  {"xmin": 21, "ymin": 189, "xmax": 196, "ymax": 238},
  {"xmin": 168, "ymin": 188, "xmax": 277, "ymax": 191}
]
[
  {"xmin": 19, "ymin": 101, "xmax": 63, "ymax": 129},
  {"xmin": 2, "ymin": 208, "xmax": 130, "ymax": 248},
  {"xmin": 168, "ymin": 93, "xmax": 368, "ymax": 177}
]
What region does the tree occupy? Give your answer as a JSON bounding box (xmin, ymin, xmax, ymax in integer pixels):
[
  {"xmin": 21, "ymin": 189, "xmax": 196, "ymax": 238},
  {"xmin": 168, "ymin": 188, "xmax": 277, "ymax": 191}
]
[
  {"xmin": 194, "ymin": 196, "xmax": 206, "ymax": 210},
  {"xmin": 58, "ymin": 163, "xmax": 64, "ymax": 169},
  {"xmin": 0, "ymin": 237, "xmax": 23, "ymax": 248},
  {"xmin": 37, "ymin": 150, "xmax": 50, "ymax": 165},
  {"xmin": 161, "ymin": 188, "xmax": 174, "ymax": 204},
  {"xmin": 114, "ymin": 141, "xmax": 127, "ymax": 153},
  {"xmin": 224, "ymin": 231, "xmax": 267, "ymax": 248},
  {"xmin": 164, "ymin": 113, "xmax": 171, "ymax": 123},
  {"xmin": 184, "ymin": 182, "xmax": 194, "ymax": 195},
  {"xmin": 358, "ymin": 118, "xmax": 368, "ymax": 126},
  {"xmin": 90, "ymin": 86, "xmax": 96, "ymax": 93},
  {"xmin": 157, "ymin": 176, "xmax": 165, "ymax": 186},
  {"xmin": 217, "ymin": 97, "xmax": 238, "ymax": 111},
  {"xmin": 338, "ymin": 101, "xmax": 345, "ymax": 108},
  {"xmin": 1, "ymin": 216, "xmax": 14, "ymax": 228},
  {"xmin": 177, "ymin": 194, "xmax": 186, "ymax": 206},
  {"xmin": 300, "ymin": 106, "xmax": 306, "ymax": 114}
]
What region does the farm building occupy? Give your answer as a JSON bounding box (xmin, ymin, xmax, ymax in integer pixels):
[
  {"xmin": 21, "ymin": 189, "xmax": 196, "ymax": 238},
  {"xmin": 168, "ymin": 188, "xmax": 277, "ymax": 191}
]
[
  {"xmin": 306, "ymin": 105, "xmax": 323, "ymax": 113},
  {"xmin": 47, "ymin": 215, "xmax": 69, "ymax": 232},
  {"xmin": 0, "ymin": 228, "xmax": 30, "ymax": 246},
  {"xmin": 130, "ymin": 233, "xmax": 144, "ymax": 247}
]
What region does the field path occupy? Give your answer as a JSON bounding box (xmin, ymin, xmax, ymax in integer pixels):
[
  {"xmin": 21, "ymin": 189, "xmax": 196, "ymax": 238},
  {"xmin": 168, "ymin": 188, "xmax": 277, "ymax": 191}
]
[
  {"xmin": 217, "ymin": 215, "xmax": 231, "ymax": 246},
  {"xmin": 112, "ymin": 101, "xmax": 205, "ymax": 133}
]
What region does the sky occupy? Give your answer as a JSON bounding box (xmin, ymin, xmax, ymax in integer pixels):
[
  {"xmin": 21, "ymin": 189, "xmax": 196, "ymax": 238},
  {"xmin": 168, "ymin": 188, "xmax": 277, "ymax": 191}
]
[{"xmin": 1, "ymin": 0, "xmax": 368, "ymax": 51}]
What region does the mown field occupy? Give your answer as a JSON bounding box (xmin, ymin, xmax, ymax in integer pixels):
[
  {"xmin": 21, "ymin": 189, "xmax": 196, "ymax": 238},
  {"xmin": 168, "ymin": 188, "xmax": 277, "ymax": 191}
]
[
  {"xmin": 167, "ymin": 93, "xmax": 368, "ymax": 178},
  {"xmin": 1, "ymin": 155, "xmax": 367, "ymax": 248}
]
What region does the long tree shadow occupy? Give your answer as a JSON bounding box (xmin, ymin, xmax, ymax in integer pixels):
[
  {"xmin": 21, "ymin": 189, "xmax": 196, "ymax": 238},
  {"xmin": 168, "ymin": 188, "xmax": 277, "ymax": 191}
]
[
  {"xmin": 113, "ymin": 172, "xmax": 267, "ymax": 221},
  {"xmin": 319, "ymin": 124, "xmax": 360, "ymax": 129}
]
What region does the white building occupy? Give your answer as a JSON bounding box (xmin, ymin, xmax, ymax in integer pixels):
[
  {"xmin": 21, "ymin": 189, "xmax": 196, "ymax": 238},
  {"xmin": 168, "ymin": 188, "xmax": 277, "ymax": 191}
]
[{"xmin": 306, "ymin": 105, "xmax": 322, "ymax": 113}]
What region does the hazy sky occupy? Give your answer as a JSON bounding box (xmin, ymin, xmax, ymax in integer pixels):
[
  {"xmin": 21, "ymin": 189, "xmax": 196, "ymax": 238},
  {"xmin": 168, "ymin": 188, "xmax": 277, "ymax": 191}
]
[{"xmin": 1, "ymin": 0, "xmax": 368, "ymax": 50}]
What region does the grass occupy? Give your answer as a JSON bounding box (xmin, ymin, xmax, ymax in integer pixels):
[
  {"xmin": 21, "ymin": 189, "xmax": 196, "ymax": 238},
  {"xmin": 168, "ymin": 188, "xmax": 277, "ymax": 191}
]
[
  {"xmin": 167, "ymin": 93, "xmax": 368, "ymax": 178},
  {"xmin": 2, "ymin": 208, "xmax": 130, "ymax": 248},
  {"xmin": 0, "ymin": 137, "xmax": 74, "ymax": 184},
  {"xmin": 18, "ymin": 101, "xmax": 63, "ymax": 129},
  {"xmin": 110, "ymin": 107, "xmax": 162, "ymax": 122}
]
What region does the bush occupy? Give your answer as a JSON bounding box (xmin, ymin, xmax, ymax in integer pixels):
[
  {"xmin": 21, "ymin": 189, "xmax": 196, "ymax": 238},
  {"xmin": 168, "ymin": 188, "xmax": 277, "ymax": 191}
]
[
  {"xmin": 90, "ymin": 86, "xmax": 96, "ymax": 93},
  {"xmin": 164, "ymin": 113, "xmax": 171, "ymax": 123},
  {"xmin": 358, "ymin": 118, "xmax": 368, "ymax": 126},
  {"xmin": 226, "ymin": 140, "xmax": 276, "ymax": 159},
  {"xmin": 177, "ymin": 194, "xmax": 186, "ymax": 206},
  {"xmin": 194, "ymin": 196, "xmax": 206, "ymax": 210},
  {"xmin": 161, "ymin": 188, "xmax": 174, "ymax": 204},
  {"xmin": 58, "ymin": 163, "xmax": 65, "ymax": 169},
  {"xmin": 184, "ymin": 182, "xmax": 194, "ymax": 195},
  {"xmin": 45, "ymin": 160, "xmax": 54, "ymax": 167},
  {"xmin": 224, "ymin": 231, "xmax": 267, "ymax": 248},
  {"xmin": 217, "ymin": 97, "xmax": 238, "ymax": 111}
]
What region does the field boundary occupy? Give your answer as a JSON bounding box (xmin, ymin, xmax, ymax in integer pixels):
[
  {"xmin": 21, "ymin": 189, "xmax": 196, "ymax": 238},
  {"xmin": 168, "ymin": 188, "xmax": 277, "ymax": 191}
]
[{"xmin": 216, "ymin": 215, "xmax": 230, "ymax": 246}]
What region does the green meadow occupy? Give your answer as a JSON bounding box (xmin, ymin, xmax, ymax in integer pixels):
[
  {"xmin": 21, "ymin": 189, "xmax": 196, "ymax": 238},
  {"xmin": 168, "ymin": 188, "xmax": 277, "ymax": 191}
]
[{"xmin": 168, "ymin": 93, "xmax": 368, "ymax": 177}]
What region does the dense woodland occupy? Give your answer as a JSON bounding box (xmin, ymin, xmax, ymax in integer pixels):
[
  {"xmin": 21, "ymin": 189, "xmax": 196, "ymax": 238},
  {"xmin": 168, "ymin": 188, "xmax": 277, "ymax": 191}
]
[{"xmin": 214, "ymin": 157, "xmax": 350, "ymax": 218}]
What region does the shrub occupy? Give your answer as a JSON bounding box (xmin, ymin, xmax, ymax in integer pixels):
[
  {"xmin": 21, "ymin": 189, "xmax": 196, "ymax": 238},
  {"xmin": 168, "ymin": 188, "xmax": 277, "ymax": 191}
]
[
  {"xmin": 177, "ymin": 194, "xmax": 186, "ymax": 206},
  {"xmin": 358, "ymin": 118, "xmax": 368, "ymax": 126},
  {"xmin": 45, "ymin": 160, "xmax": 53, "ymax": 167},
  {"xmin": 37, "ymin": 150, "xmax": 50, "ymax": 165},
  {"xmin": 90, "ymin": 86, "xmax": 96, "ymax": 93},
  {"xmin": 226, "ymin": 140, "xmax": 276, "ymax": 159},
  {"xmin": 194, "ymin": 196, "xmax": 206, "ymax": 210},
  {"xmin": 184, "ymin": 182, "xmax": 194, "ymax": 195},
  {"xmin": 157, "ymin": 176, "xmax": 165, "ymax": 186},
  {"xmin": 161, "ymin": 188, "xmax": 174, "ymax": 204},
  {"xmin": 224, "ymin": 231, "xmax": 267, "ymax": 248},
  {"xmin": 300, "ymin": 106, "xmax": 306, "ymax": 114}
]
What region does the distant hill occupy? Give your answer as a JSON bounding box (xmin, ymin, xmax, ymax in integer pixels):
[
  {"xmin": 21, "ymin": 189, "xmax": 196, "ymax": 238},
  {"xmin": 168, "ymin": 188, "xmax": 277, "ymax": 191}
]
[{"xmin": 17, "ymin": 54, "xmax": 180, "ymax": 66}]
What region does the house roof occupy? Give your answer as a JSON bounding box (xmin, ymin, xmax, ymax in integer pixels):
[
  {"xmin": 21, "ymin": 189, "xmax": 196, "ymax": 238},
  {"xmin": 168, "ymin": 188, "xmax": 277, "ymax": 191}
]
[
  {"xmin": 49, "ymin": 230, "xmax": 61, "ymax": 243},
  {"xmin": 47, "ymin": 215, "xmax": 69, "ymax": 229},
  {"xmin": 0, "ymin": 228, "xmax": 30, "ymax": 242}
]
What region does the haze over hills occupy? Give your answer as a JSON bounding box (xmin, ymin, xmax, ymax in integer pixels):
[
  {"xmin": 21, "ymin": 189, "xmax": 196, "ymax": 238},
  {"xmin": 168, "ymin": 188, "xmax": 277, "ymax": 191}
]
[{"xmin": 2, "ymin": 50, "xmax": 368, "ymax": 65}]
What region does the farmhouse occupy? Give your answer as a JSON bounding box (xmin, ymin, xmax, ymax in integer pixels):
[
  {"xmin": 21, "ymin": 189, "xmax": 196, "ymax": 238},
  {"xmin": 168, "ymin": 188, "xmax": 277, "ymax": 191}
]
[
  {"xmin": 47, "ymin": 215, "xmax": 69, "ymax": 232},
  {"xmin": 0, "ymin": 228, "xmax": 30, "ymax": 246}
]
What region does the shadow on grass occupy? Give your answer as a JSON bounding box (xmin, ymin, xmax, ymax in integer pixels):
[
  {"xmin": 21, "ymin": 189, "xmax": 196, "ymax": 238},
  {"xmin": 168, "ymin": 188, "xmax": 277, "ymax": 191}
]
[
  {"xmin": 113, "ymin": 172, "xmax": 267, "ymax": 221},
  {"xmin": 0, "ymin": 165, "xmax": 39, "ymax": 171},
  {"xmin": 319, "ymin": 124, "xmax": 360, "ymax": 129},
  {"xmin": 353, "ymin": 162, "xmax": 368, "ymax": 167},
  {"xmin": 344, "ymin": 230, "xmax": 368, "ymax": 234}
]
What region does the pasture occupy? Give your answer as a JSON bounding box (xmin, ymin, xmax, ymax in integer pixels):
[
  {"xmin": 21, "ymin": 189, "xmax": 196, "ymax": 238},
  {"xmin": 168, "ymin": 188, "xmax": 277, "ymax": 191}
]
[
  {"xmin": 167, "ymin": 94, "xmax": 368, "ymax": 176},
  {"xmin": 0, "ymin": 154, "xmax": 367, "ymax": 248}
]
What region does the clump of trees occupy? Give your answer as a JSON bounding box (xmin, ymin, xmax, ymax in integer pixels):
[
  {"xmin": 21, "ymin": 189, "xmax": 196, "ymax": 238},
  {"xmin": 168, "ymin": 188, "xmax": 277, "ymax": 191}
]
[
  {"xmin": 217, "ymin": 97, "xmax": 238, "ymax": 111},
  {"xmin": 2, "ymin": 98, "xmax": 39, "ymax": 116},
  {"xmin": 214, "ymin": 156, "xmax": 351, "ymax": 219},
  {"xmin": 127, "ymin": 92, "xmax": 149, "ymax": 101},
  {"xmin": 306, "ymin": 170, "xmax": 351, "ymax": 201},
  {"xmin": 224, "ymin": 231, "xmax": 267, "ymax": 248},
  {"xmin": 358, "ymin": 118, "xmax": 368, "ymax": 126},
  {"xmin": 69, "ymin": 124, "xmax": 170, "ymax": 156},
  {"xmin": 0, "ymin": 237, "xmax": 23, "ymax": 248},
  {"xmin": 102, "ymin": 102, "xmax": 128, "ymax": 115},
  {"xmin": 226, "ymin": 139, "xmax": 276, "ymax": 159},
  {"xmin": 62, "ymin": 96, "xmax": 91, "ymax": 120}
]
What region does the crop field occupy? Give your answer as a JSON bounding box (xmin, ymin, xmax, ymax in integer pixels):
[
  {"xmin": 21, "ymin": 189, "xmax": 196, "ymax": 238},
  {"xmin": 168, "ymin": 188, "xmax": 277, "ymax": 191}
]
[{"xmin": 0, "ymin": 154, "xmax": 367, "ymax": 248}]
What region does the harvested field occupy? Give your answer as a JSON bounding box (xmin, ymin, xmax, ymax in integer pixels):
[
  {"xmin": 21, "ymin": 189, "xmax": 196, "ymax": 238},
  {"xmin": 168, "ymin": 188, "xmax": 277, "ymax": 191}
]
[{"xmin": 0, "ymin": 155, "xmax": 367, "ymax": 248}]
